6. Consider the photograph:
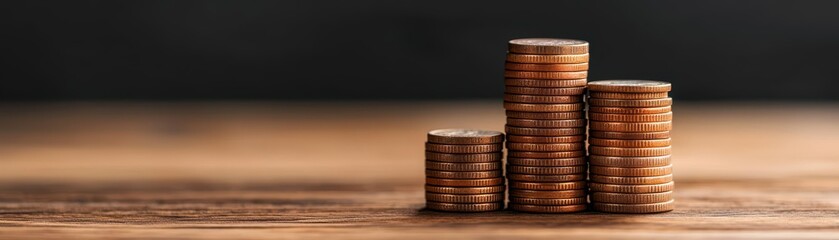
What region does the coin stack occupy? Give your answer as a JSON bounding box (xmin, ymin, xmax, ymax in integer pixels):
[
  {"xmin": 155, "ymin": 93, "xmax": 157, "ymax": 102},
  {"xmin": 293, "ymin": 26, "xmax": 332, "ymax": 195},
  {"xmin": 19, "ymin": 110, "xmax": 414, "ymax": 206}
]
[
  {"xmin": 503, "ymin": 38, "xmax": 590, "ymax": 213},
  {"xmin": 425, "ymin": 129, "xmax": 506, "ymax": 212},
  {"xmin": 586, "ymin": 80, "xmax": 675, "ymax": 213}
]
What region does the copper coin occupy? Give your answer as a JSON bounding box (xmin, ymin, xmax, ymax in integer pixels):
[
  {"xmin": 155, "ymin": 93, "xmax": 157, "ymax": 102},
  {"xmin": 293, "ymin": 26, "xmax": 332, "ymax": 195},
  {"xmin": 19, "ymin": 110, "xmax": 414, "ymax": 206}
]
[
  {"xmin": 509, "ymin": 203, "xmax": 587, "ymax": 213},
  {"xmin": 425, "ymin": 170, "xmax": 502, "ymax": 179},
  {"xmin": 588, "ymin": 80, "xmax": 672, "ymax": 93},
  {"xmin": 507, "ymin": 173, "xmax": 586, "ymax": 182},
  {"xmin": 588, "ymin": 182, "xmax": 674, "ymax": 193},
  {"xmin": 506, "ymin": 135, "xmax": 586, "ymax": 143},
  {"xmin": 591, "ymin": 200, "xmax": 675, "ymax": 213},
  {"xmin": 505, "ymin": 78, "xmax": 588, "ymax": 88},
  {"xmin": 509, "ymin": 189, "xmax": 586, "ymax": 198},
  {"xmin": 506, "ymin": 142, "xmax": 584, "ymax": 152},
  {"xmin": 589, "ymin": 106, "xmax": 672, "ymax": 114},
  {"xmin": 507, "ymin": 53, "xmax": 590, "ymax": 64},
  {"xmin": 589, "ymin": 121, "xmax": 672, "ymax": 132},
  {"xmin": 505, "ymin": 71, "xmax": 588, "ymax": 80},
  {"xmin": 505, "ymin": 126, "xmax": 586, "ymax": 136},
  {"xmin": 425, "ymin": 185, "xmax": 506, "ymax": 194},
  {"xmin": 508, "ymin": 197, "xmax": 587, "ymax": 206},
  {"xmin": 590, "ymin": 174, "xmax": 673, "ymax": 185},
  {"xmin": 426, "ymin": 177, "xmax": 505, "ymax": 187},
  {"xmin": 506, "ymin": 110, "xmax": 585, "ymax": 120},
  {"xmin": 589, "ymin": 146, "xmax": 672, "ymax": 157},
  {"xmin": 425, "ymin": 143, "xmax": 503, "ymax": 154},
  {"xmin": 425, "ymin": 152, "xmax": 503, "ymax": 163},
  {"xmin": 588, "ymin": 91, "xmax": 669, "ymax": 100},
  {"xmin": 588, "ymin": 138, "xmax": 671, "ymax": 148},
  {"xmin": 508, "ymin": 38, "xmax": 589, "ymax": 55},
  {"xmin": 588, "ymin": 98, "xmax": 672, "ymax": 108},
  {"xmin": 427, "ymin": 129, "xmax": 504, "ymax": 144},
  {"xmin": 505, "ymin": 62, "xmax": 589, "ymax": 72},
  {"xmin": 588, "ymin": 112, "xmax": 672, "ymax": 122},
  {"xmin": 589, "ymin": 131, "xmax": 671, "ymax": 140},
  {"xmin": 589, "ymin": 155, "xmax": 672, "ymax": 167},
  {"xmin": 509, "ymin": 181, "xmax": 586, "ymax": 190},
  {"xmin": 504, "ymin": 102, "xmax": 585, "ymax": 112},
  {"xmin": 508, "ymin": 150, "xmax": 586, "ymax": 158},
  {"xmin": 504, "ymin": 94, "xmax": 583, "ymax": 103},
  {"xmin": 507, "ymin": 118, "xmax": 586, "ymax": 128},
  {"xmin": 426, "ymin": 193, "xmax": 505, "ymax": 203},
  {"xmin": 505, "ymin": 86, "xmax": 586, "ymax": 96},
  {"xmin": 590, "ymin": 165, "xmax": 673, "ymax": 177},
  {"xmin": 507, "ymin": 165, "xmax": 587, "ymax": 175},
  {"xmin": 426, "ymin": 202, "xmax": 504, "ymax": 212},
  {"xmin": 507, "ymin": 157, "xmax": 586, "ymax": 166},
  {"xmin": 426, "ymin": 161, "xmax": 502, "ymax": 172}
]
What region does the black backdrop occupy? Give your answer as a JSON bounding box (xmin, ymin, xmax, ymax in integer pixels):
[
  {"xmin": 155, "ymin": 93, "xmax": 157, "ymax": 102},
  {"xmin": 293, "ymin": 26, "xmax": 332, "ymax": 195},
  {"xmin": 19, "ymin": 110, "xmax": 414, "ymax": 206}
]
[{"xmin": 2, "ymin": 0, "xmax": 838, "ymax": 101}]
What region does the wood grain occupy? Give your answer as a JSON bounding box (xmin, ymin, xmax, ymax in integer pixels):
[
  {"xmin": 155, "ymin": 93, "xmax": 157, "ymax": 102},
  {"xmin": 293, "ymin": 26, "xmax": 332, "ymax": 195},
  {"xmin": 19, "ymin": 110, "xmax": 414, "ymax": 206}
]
[{"xmin": 0, "ymin": 102, "xmax": 838, "ymax": 239}]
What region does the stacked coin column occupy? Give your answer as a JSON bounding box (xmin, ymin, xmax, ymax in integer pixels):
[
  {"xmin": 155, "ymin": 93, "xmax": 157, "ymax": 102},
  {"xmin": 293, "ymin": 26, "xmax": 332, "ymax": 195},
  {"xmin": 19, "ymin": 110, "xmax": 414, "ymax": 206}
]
[
  {"xmin": 586, "ymin": 80, "xmax": 675, "ymax": 213},
  {"xmin": 503, "ymin": 38, "xmax": 590, "ymax": 213},
  {"xmin": 425, "ymin": 129, "xmax": 506, "ymax": 212}
]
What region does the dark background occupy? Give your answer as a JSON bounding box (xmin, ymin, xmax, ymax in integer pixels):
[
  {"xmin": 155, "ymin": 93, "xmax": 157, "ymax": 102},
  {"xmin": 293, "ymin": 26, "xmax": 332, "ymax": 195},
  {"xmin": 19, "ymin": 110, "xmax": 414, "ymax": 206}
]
[{"xmin": 2, "ymin": 0, "xmax": 838, "ymax": 101}]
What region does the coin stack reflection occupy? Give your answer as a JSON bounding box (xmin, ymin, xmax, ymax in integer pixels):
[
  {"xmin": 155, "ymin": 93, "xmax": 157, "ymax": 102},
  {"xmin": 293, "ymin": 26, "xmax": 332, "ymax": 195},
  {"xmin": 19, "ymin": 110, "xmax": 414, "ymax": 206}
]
[
  {"xmin": 503, "ymin": 38, "xmax": 589, "ymax": 213},
  {"xmin": 586, "ymin": 80, "xmax": 675, "ymax": 213},
  {"xmin": 425, "ymin": 129, "xmax": 506, "ymax": 212}
]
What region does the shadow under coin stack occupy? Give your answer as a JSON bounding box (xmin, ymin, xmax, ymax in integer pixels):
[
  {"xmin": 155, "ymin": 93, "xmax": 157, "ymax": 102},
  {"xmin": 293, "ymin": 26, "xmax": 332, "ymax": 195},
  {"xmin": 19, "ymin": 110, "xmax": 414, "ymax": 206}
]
[
  {"xmin": 503, "ymin": 38, "xmax": 590, "ymax": 213},
  {"xmin": 425, "ymin": 129, "xmax": 506, "ymax": 212},
  {"xmin": 586, "ymin": 80, "xmax": 675, "ymax": 213}
]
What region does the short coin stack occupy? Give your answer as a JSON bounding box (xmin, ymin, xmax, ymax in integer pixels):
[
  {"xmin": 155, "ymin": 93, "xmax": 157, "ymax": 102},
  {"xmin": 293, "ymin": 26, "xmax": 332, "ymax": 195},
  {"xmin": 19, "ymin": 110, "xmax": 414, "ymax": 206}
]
[
  {"xmin": 425, "ymin": 129, "xmax": 506, "ymax": 212},
  {"xmin": 503, "ymin": 38, "xmax": 590, "ymax": 213},
  {"xmin": 586, "ymin": 80, "xmax": 675, "ymax": 213}
]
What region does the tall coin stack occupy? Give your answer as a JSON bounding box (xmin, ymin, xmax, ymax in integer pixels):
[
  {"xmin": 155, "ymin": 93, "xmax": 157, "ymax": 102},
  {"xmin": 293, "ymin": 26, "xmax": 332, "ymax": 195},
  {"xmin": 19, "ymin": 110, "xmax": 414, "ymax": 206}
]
[
  {"xmin": 425, "ymin": 129, "xmax": 506, "ymax": 212},
  {"xmin": 586, "ymin": 80, "xmax": 675, "ymax": 213},
  {"xmin": 503, "ymin": 38, "xmax": 590, "ymax": 213}
]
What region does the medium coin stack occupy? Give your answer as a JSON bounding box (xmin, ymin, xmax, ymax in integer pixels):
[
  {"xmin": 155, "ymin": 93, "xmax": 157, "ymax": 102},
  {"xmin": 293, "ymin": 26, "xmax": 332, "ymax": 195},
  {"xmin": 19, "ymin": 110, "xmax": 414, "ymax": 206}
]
[
  {"xmin": 586, "ymin": 80, "xmax": 675, "ymax": 213},
  {"xmin": 425, "ymin": 129, "xmax": 506, "ymax": 212},
  {"xmin": 503, "ymin": 38, "xmax": 589, "ymax": 213}
]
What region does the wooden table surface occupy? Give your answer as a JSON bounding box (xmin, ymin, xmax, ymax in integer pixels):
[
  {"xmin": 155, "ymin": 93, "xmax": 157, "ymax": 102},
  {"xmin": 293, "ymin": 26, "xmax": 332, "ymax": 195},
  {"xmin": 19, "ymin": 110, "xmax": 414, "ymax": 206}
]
[{"xmin": 0, "ymin": 102, "xmax": 838, "ymax": 239}]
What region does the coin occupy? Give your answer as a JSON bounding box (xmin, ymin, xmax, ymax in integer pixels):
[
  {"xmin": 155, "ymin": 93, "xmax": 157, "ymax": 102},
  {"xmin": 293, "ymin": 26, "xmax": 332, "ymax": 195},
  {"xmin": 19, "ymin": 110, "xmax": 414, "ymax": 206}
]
[
  {"xmin": 509, "ymin": 203, "xmax": 587, "ymax": 213},
  {"xmin": 588, "ymin": 182, "xmax": 674, "ymax": 193},
  {"xmin": 507, "ymin": 53, "xmax": 590, "ymax": 64},
  {"xmin": 509, "ymin": 189, "xmax": 586, "ymax": 198},
  {"xmin": 590, "ymin": 165, "xmax": 673, "ymax": 177},
  {"xmin": 506, "ymin": 86, "xmax": 586, "ymax": 96},
  {"xmin": 427, "ymin": 129, "xmax": 505, "ymax": 144},
  {"xmin": 510, "ymin": 181, "xmax": 586, "ymax": 190},
  {"xmin": 425, "ymin": 170, "xmax": 502, "ymax": 179},
  {"xmin": 588, "ymin": 91, "xmax": 669, "ymax": 100},
  {"xmin": 426, "ymin": 161, "xmax": 503, "ymax": 171},
  {"xmin": 504, "ymin": 71, "xmax": 588, "ymax": 79},
  {"xmin": 505, "ymin": 79, "xmax": 588, "ymax": 88},
  {"xmin": 425, "ymin": 185, "xmax": 506, "ymax": 194},
  {"xmin": 589, "ymin": 121, "xmax": 672, "ymax": 132},
  {"xmin": 505, "ymin": 126, "xmax": 586, "ymax": 136},
  {"xmin": 425, "ymin": 152, "xmax": 503, "ymax": 162},
  {"xmin": 506, "ymin": 111, "xmax": 585, "ymax": 120},
  {"xmin": 504, "ymin": 94, "xmax": 583, "ymax": 103},
  {"xmin": 588, "ymin": 80, "xmax": 672, "ymax": 93},
  {"xmin": 507, "ymin": 173, "xmax": 586, "ymax": 182},
  {"xmin": 506, "ymin": 142, "xmax": 584, "ymax": 152},
  {"xmin": 506, "ymin": 118, "xmax": 586, "ymax": 128},
  {"xmin": 588, "ymin": 138, "xmax": 671, "ymax": 148},
  {"xmin": 426, "ymin": 202, "xmax": 504, "ymax": 212},
  {"xmin": 588, "ymin": 98, "xmax": 672, "ymax": 107},
  {"xmin": 506, "ymin": 157, "xmax": 586, "ymax": 166},
  {"xmin": 589, "ymin": 106, "xmax": 672, "ymax": 114},
  {"xmin": 507, "ymin": 165, "xmax": 587, "ymax": 175},
  {"xmin": 591, "ymin": 192, "xmax": 673, "ymax": 204},
  {"xmin": 508, "ymin": 38, "xmax": 589, "ymax": 55},
  {"xmin": 505, "ymin": 62, "xmax": 589, "ymax": 72},
  {"xmin": 425, "ymin": 143, "xmax": 503, "ymax": 154},
  {"xmin": 426, "ymin": 177, "xmax": 505, "ymax": 187},
  {"xmin": 506, "ymin": 135, "xmax": 586, "ymax": 143},
  {"xmin": 426, "ymin": 192, "xmax": 505, "ymax": 203},
  {"xmin": 589, "ymin": 155, "xmax": 672, "ymax": 167},
  {"xmin": 589, "ymin": 146, "xmax": 672, "ymax": 157},
  {"xmin": 504, "ymin": 102, "xmax": 585, "ymax": 112},
  {"xmin": 588, "ymin": 112, "xmax": 672, "ymax": 122},
  {"xmin": 589, "ymin": 174, "xmax": 673, "ymax": 185},
  {"xmin": 589, "ymin": 131, "xmax": 671, "ymax": 140},
  {"xmin": 508, "ymin": 197, "xmax": 587, "ymax": 206},
  {"xmin": 591, "ymin": 200, "xmax": 675, "ymax": 213},
  {"xmin": 507, "ymin": 150, "xmax": 586, "ymax": 158}
]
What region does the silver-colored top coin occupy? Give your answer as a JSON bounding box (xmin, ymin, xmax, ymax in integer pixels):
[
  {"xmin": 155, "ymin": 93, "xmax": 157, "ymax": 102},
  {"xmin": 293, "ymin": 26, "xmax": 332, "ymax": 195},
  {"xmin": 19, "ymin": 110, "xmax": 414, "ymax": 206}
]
[
  {"xmin": 428, "ymin": 129, "xmax": 503, "ymax": 138},
  {"xmin": 509, "ymin": 38, "xmax": 588, "ymax": 46}
]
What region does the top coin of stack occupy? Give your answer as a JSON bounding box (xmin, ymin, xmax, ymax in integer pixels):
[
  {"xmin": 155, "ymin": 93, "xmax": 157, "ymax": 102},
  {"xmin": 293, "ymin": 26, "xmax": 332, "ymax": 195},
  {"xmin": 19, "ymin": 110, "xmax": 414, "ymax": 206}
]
[
  {"xmin": 425, "ymin": 129, "xmax": 506, "ymax": 212},
  {"xmin": 503, "ymin": 38, "xmax": 590, "ymax": 213},
  {"xmin": 586, "ymin": 80, "xmax": 675, "ymax": 213}
]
